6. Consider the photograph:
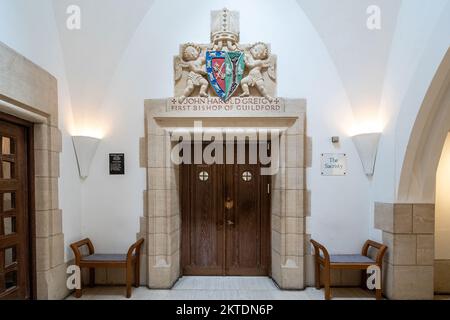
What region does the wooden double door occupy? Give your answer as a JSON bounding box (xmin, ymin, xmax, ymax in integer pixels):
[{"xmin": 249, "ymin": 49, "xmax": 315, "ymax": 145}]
[
  {"xmin": 181, "ymin": 143, "xmax": 271, "ymax": 276},
  {"xmin": 0, "ymin": 115, "xmax": 32, "ymax": 300}
]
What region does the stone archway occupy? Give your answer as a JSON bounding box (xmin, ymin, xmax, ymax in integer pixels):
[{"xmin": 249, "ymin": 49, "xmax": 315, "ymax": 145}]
[{"xmin": 375, "ymin": 49, "xmax": 450, "ymax": 299}]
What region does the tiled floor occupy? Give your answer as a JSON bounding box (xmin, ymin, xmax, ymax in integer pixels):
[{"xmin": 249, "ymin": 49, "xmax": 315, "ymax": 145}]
[{"xmin": 66, "ymin": 276, "xmax": 377, "ymax": 300}]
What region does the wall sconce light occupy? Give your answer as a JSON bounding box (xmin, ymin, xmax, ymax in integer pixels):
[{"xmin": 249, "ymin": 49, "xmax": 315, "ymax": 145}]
[
  {"xmin": 72, "ymin": 136, "xmax": 101, "ymax": 179},
  {"xmin": 352, "ymin": 132, "xmax": 381, "ymax": 176}
]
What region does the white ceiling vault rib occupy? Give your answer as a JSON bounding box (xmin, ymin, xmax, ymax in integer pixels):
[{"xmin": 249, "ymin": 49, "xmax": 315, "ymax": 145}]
[
  {"xmin": 51, "ymin": 0, "xmax": 156, "ymax": 133},
  {"xmin": 296, "ymin": 0, "xmax": 402, "ymax": 123}
]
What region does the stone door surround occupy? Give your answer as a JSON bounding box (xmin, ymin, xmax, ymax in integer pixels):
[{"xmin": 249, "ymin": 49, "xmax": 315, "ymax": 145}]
[
  {"xmin": 139, "ymin": 98, "xmax": 307, "ymax": 289},
  {"xmin": 1, "ymin": 42, "xmax": 66, "ymax": 300}
]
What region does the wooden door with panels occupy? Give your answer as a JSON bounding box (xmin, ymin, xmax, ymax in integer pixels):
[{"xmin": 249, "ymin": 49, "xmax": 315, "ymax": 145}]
[
  {"xmin": 181, "ymin": 142, "xmax": 271, "ymax": 276},
  {"xmin": 0, "ymin": 115, "xmax": 33, "ymax": 300}
]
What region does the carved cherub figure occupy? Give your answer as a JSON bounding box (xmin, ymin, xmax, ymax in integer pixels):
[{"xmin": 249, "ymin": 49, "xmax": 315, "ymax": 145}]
[
  {"xmin": 175, "ymin": 43, "xmax": 209, "ymax": 103},
  {"xmin": 240, "ymin": 42, "xmax": 276, "ymax": 101}
]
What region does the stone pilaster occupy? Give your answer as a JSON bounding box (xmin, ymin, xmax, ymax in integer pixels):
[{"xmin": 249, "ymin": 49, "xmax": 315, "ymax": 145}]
[
  {"xmin": 374, "ymin": 202, "xmax": 435, "ymax": 299},
  {"xmin": 142, "ymin": 100, "xmax": 180, "ymax": 289},
  {"xmin": 271, "ymin": 103, "xmax": 306, "ymax": 289}
]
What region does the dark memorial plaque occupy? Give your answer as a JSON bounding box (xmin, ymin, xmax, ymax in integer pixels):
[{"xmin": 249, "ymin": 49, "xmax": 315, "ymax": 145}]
[{"xmin": 109, "ymin": 153, "xmax": 125, "ymax": 175}]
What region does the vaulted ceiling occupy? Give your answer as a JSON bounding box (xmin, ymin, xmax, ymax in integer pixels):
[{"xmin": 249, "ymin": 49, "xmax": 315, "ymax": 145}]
[
  {"xmin": 51, "ymin": 0, "xmax": 155, "ymax": 128},
  {"xmin": 297, "ymin": 0, "xmax": 402, "ymax": 121},
  {"xmin": 49, "ymin": 0, "xmax": 445, "ymax": 132}
]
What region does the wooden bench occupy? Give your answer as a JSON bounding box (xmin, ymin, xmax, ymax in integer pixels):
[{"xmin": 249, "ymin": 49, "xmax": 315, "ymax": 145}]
[
  {"xmin": 310, "ymin": 239, "xmax": 387, "ymax": 300},
  {"xmin": 70, "ymin": 238, "xmax": 144, "ymax": 298}
]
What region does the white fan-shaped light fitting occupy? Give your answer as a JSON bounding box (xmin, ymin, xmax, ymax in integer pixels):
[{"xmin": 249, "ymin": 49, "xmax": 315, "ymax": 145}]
[
  {"xmin": 72, "ymin": 136, "xmax": 101, "ymax": 179},
  {"xmin": 352, "ymin": 133, "xmax": 381, "ymax": 176}
]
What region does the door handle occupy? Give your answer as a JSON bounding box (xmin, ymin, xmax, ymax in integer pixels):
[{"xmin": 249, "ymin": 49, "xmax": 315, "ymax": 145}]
[
  {"xmin": 225, "ymin": 198, "xmax": 234, "ymax": 210},
  {"xmin": 226, "ymin": 220, "xmax": 235, "ymax": 226}
]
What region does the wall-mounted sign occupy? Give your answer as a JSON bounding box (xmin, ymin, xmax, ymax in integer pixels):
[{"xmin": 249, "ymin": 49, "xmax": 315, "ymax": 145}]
[
  {"xmin": 109, "ymin": 153, "xmax": 125, "ymax": 175},
  {"xmin": 321, "ymin": 153, "xmax": 347, "ymax": 176}
]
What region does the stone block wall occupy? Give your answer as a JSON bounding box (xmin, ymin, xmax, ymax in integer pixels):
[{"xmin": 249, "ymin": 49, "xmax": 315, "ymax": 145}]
[
  {"xmin": 435, "ymin": 260, "xmax": 450, "ymax": 293},
  {"xmin": 375, "ymin": 202, "xmax": 435, "ymax": 299}
]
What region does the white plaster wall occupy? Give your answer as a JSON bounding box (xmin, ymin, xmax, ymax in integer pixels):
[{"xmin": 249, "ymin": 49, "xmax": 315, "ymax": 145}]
[
  {"xmin": 369, "ymin": 0, "xmax": 450, "ymax": 239},
  {"xmin": 82, "ymin": 0, "xmax": 450, "ymax": 254},
  {"xmin": 80, "ymin": 0, "xmax": 369, "ymax": 254},
  {"xmin": 0, "ymin": 0, "xmax": 82, "ymax": 260},
  {"xmin": 2, "ymin": 0, "xmax": 448, "ymax": 258},
  {"xmin": 436, "ymin": 133, "xmax": 450, "ymax": 259}
]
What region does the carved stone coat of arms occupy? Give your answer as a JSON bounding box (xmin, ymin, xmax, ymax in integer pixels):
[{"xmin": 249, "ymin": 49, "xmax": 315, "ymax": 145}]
[{"xmin": 174, "ymin": 8, "xmax": 277, "ymax": 103}]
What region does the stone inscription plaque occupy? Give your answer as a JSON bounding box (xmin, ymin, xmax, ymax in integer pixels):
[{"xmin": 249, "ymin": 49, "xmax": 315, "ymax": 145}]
[{"xmin": 167, "ymin": 97, "xmax": 285, "ymax": 113}]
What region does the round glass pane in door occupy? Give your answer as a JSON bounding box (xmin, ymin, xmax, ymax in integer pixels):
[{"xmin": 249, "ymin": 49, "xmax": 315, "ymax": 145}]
[
  {"xmin": 199, "ymin": 171, "xmax": 209, "ymax": 182},
  {"xmin": 242, "ymin": 171, "xmax": 253, "ymax": 182}
]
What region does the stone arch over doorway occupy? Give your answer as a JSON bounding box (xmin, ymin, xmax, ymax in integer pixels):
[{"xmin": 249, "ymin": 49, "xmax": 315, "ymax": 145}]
[{"xmin": 375, "ymin": 49, "xmax": 450, "ymax": 299}]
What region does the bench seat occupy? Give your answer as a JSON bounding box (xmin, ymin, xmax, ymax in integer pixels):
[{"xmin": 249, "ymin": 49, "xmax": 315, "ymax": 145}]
[
  {"xmin": 311, "ymin": 239, "xmax": 387, "ymax": 300},
  {"xmin": 70, "ymin": 238, "xmax": 144, "ymax": 298},
  {"xmin": 81, "ymin": 254, "xmax": 128, "ymax": 262},
  {"xmin": 329, "ymin": 254, "xmax": 375, "ymax": 264}
]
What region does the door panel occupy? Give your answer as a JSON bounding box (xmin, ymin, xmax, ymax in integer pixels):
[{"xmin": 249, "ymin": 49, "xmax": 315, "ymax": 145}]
[
  {"xmin": 226, "ymin": 164, "xmax": 262, "ymax": 275},
  {"xmin": 0, "ymin": 119, "xmax": 30, "ymax": 299},
  {"xmin": 181, "ymin": 142, "xmax": 270, "ymax": 276},
  {"xmin": 182, "ymin": 163, "xmax": 225, "ymax": 275}
]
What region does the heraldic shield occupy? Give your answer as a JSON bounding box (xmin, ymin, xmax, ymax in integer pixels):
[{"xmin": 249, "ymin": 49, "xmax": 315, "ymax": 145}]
[{"xmin": 206, "ymin": 51, "xmax": 245, "ymax": 101}]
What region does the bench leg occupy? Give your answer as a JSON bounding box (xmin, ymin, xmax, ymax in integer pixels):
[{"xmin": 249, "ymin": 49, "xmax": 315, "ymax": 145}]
[
  {"xmin": 376, "ymin": 288, "xmax": 382, "ymax": 300},
  {"xmin": 89, "ymin": 268, "xmax": 95, "ymax": 288},
  {"xmin": 134, "ymin": 259, "xmax": 140, "ymax": 288},
  {"xmin": 314, "ymin": 260, "xmax": 321, "ymax": 289},
  {"xmin": 324, "ymin": 266, "xmax": 331, "ymax": 300},
  {"xmin": 376, "ymin": 270, "xmax": 383, "ymax": 300},
  {"xmin": 126, "ymin": 266, "xmax": 132, "ymax": 298},
  {"xmin": 361, "ymin": 270, "xmax": 367, "ymax": 289},
  {"xmin": 75, "ymin": 265, "xmax": 82, "ymax": 298}
]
